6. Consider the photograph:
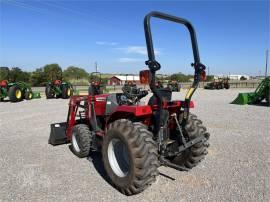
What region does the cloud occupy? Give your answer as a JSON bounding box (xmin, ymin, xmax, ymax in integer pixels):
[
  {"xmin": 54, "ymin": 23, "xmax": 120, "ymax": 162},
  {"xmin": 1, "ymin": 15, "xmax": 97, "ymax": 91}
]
[
  {"xmin": 118, "ymin": 57, "xmax": 144, "ymax": 63},
  {"xmin": 116, "ymin": 46, "xmax": 162, "ymax": 55},
  {"xmin": 96, "ymin": 41, "xmax": 118, "ymax": 46}
]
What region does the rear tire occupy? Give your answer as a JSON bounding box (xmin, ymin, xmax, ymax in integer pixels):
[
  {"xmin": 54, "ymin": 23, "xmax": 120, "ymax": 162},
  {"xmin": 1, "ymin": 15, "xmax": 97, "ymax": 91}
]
[
  {"xmin": 8, "ymin": 85, "xmax": 23, "ymax": 102},
  {"xmin": 45, "ymin": 85, "xmax": 55, "ymax": 99},
  {"xmin": 88, "ymin": 85, "xmax": 102, "ymax": 95},
  {"xmin": 88, "ymin": 85, "xmax": 95, "ymax": 96},
  {"xmin": 102, "ymin": 119, "xmax": 159, "ymax": 195},
  {"xmin": 171, "ymin": 113, "xmax": 210, "ymax": 169},
  {"xmin": 71, "ymin": 124, "xmax": 92, "ymax": 158}
]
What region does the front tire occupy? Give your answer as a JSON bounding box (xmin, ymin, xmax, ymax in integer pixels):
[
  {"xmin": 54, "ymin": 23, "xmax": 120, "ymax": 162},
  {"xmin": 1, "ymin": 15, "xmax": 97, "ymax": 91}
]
[
  {"xmin": 25, "ymin": 91, "xmax": 33, "ymax": 100},
  {"xmin": 171, "ymin": 113, "xmax": 210, "ymax": 169},
  {"xmin": 102, "ymin": 119, "xmax": 159, "ymax": 195},
  {"xmin": 266, "ymin": 88, "xmax": 270, "ymax": 107},
  {"xmin": 71, "ymin": 124, "xmax": 92, "ymax": 158}
]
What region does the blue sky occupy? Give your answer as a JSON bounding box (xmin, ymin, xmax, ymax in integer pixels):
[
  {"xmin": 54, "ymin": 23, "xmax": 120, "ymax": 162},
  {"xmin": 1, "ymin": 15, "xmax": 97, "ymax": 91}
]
[{"xmin": 0, "ymin": 0, "xmax": 269, "ymax": 75}]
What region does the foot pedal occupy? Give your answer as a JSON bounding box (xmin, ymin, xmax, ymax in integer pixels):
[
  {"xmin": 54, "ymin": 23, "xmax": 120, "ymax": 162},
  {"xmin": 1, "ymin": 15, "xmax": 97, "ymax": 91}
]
[
  {"xmin": 164, "ymin": 139, "xmax": 175, "ymax": 145},
  {"xmin": 48, "ymin": 122, "xmax": 68, "ymax": 146}
]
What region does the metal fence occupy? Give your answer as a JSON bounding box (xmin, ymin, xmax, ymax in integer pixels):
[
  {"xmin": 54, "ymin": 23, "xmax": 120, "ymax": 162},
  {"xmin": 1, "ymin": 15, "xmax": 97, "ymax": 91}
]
[
  {"xmin": 32, "ymin": 80, "xmax": 261, "ymax": 95},
  {"xmin": 188, "ymin": 80, "xmax": 260, "ymax": 89}
]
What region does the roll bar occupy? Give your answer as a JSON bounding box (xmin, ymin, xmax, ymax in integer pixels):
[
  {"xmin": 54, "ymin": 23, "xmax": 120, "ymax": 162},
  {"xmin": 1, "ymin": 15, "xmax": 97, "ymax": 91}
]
[
  {"xmin": 144, "ymin": 11, "xmax": 206, "ymax": 123},
  {"xmin": 90, "ymin": 71, "xmax": 102, "ymax": 82}
]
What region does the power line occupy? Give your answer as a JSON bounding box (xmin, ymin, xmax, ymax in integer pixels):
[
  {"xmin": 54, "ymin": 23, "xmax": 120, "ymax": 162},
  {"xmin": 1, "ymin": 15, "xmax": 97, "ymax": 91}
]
[
  {"xmin": 4, "ymin": 0, "xmax": 107, "ymax": 29},
  {"xmin": 35, "ymin": 0, "xmax": 117, "ymax": 31},
  {"xmin": 5, "ymin": 0, "xmax": 53, "ymax": 15}
]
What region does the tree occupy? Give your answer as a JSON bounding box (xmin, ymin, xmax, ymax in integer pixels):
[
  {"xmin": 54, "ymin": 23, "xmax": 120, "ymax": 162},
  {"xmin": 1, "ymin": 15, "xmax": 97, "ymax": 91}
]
[
  {"xmin": 63, "ymin": 66, "xmax": 88, "ymax": 80},
  {"xmin": 9, "ymin": 67, "xmax": 30, "ymax": 83},
  {"xmin": 240, "ymin": 76, "xmax": 247, "ymax": 80},
  {"xmin": 43, "ymin": 63, "xmax": 62, "ymax": 81},
  {"xmin": 167, "ymin": 72, "xmax": 192, "ymax": 82},
  {"xmin": 31, "ymin": 68, "xmax": 47, "ymax": 86},
  {"xmin": 206, "ymin": 75, "xmax": 214, "ymax": 81},
  {"xmin": 0, "ymin": 67, "xmax": 9, "ymax": 80}
]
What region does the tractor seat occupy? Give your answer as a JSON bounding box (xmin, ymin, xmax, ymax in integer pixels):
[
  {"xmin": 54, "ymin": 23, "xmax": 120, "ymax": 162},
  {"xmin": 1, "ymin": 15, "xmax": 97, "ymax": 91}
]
[
  {"xmin": 0, "ymin": 80, "xmax": 8, "ymax": 87},
  {"xmin": 54, "ymin": 80, "xmax": 62, "ymax": 85},
  {"xmin": 148, "ymin": 88, "xmax": 172, "ymax": 106}
]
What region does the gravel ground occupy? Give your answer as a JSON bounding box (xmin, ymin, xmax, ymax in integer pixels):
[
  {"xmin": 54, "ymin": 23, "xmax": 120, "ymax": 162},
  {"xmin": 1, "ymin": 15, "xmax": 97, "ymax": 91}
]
[{"xmin": 0, "ymin": 88, "xmax": 269, "ymax": 202}]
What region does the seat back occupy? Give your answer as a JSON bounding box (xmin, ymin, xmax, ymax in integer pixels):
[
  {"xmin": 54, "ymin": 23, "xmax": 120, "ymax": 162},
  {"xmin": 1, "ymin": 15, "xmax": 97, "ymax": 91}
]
[{"xmin": 148, "ymin": 88, "xmax": 172, "ymax": 106}]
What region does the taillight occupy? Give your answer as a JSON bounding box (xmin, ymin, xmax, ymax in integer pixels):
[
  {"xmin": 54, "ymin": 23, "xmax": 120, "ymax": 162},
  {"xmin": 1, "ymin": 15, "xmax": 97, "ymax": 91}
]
[{"xmin": 200, "ymin": 70, "xmax": 206, "ymax": 81}]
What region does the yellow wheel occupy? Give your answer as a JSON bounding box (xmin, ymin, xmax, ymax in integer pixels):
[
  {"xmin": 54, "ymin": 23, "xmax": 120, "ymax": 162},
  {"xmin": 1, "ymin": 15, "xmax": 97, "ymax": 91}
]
[
  {"xmin": 8, "ymin": 85, "xmax": 23, "ymax": 102},
  {"xmin": 25, "ymin": 91, "xmax": 33, "ymax": 100},
  {"xmin": 67, "ymin": 88, "xmax": 71, "ymax": 96},
  {"xmin": 15, "ymin": 89, "xmax": 22, "ymax": 99}
]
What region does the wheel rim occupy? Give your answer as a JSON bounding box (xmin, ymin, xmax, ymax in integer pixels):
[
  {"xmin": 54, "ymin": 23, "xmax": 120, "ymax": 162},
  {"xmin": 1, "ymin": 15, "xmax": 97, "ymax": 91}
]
[
  {"xmin": 67, "ymin": 88, "xmax": 71, "ymax": 96},
  {"xmin": 108, "ymin": 138, "xmax": 130, "ymax": 177},
  {"xmin": 72, "ymin": 133, "xmax": 80, "ymax": 153},
  {"xmin": 15, "ymin": 89, "xmax": 22, "ymax": 99},
  {"xmin": 29, "ymin": 93, "xmax": 32, "ymax": 99}
]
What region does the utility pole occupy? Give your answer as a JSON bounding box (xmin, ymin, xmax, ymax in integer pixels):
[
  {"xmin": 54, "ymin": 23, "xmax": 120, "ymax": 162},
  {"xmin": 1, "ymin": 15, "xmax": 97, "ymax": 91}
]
[
  {"xmin": 265, "ymin": 49, "xmax": 269, "ymax": 77},
  {"xmin": 95, "ymin": 62, "xmax": 98, "ymax": 72}
]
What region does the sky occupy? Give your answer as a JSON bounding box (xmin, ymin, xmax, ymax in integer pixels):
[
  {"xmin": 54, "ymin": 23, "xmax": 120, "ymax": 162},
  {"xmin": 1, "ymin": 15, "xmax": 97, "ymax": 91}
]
[{"xmin": 0, "ymin": 0, "xmax": 269, "ymax": 75}]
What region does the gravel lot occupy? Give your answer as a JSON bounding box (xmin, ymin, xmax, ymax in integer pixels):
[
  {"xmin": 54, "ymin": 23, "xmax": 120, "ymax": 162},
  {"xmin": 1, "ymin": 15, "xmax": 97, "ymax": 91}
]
[{"xmin": 0, "ymin": 88, "xmax": 269, "ymax": 202}]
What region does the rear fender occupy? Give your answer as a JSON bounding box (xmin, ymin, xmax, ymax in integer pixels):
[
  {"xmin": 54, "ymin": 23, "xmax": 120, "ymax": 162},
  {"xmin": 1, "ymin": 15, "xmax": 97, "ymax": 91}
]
[{"xmin": 107, "ymin": 105, "xmax": 153, "ymax": 125}]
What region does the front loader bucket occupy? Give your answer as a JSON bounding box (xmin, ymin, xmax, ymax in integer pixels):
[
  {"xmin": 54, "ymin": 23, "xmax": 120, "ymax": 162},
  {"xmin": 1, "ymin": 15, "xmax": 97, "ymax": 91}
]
[
  {"xmin": 48, "ymin": 122, "xmax": 68, "ymax": 146},
  {"xmin": 32, "ymin": 91, "xmax": 41, "ymax": 99},
  {"xmin": 231, "ymin": 92, "xmax": 255, "ymax": 105}
]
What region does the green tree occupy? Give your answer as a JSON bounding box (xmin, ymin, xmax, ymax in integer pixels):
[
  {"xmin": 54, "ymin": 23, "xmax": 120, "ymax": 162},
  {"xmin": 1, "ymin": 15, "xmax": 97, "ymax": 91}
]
[
  {"xmin": 0, "ymin": 67, "xmax": 9, "ymax": 80},
  {"xmin": 31, "ymin": 68, "xmax": 47, "ymax": 86},
  {"xmin": 167, "ymin": 72, "xmax": 191, "ymax": 82},
  {"xmin": 9, "ymin": 67, "xmax": 30, "ymax": 83},
  {"xmin": 63, "ymin": 66, "xmax": 88, "ymax": 80},
  {"xmin": 240, "ymin": 76, "xmax": 247, "ymax": 80},
  {"xmin": 206, "ymin": 75, "xmax": 214, "ymax": 81},
  {"xmin": 44, "ymin": 63, "xmax": 62, "ymax": 81}
]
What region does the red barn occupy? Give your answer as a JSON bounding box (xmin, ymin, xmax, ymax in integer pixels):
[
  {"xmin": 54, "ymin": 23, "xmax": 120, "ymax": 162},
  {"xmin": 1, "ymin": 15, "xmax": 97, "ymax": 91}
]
[{"xmin": 108, "ymin": 75, "xmax": 140, "ymax": 85}]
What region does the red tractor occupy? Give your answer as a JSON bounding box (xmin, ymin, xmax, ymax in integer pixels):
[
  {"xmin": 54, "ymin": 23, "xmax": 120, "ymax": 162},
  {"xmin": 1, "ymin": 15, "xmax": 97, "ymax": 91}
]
[
  {"xmin": 49, "ymin": 12, "xmax": 210, "ymax": 195},
  {"xmin": 88, "ymin": 71, "xmax": 103, "ymax": 96}
]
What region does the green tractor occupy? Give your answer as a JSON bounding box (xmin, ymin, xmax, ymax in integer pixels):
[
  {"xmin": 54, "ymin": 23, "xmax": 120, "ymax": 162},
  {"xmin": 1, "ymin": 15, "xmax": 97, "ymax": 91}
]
[
  {"xmin": 45, "ymin": 80, "xmax": 73, "ymax": 99},
  {"xmin": 167, "ymin": 80, "xmax": 181, "ymax": 92},
  {"xmin": 0, "ymin": 80, "xmax": 41, "ymax": 102},
  {"xmin": 204, "ymin": 78, "xmax": 230, "ymax": 90},
  {"xmin": 231, "ymin": 77, "xmax": 270, "ymax": 106}
]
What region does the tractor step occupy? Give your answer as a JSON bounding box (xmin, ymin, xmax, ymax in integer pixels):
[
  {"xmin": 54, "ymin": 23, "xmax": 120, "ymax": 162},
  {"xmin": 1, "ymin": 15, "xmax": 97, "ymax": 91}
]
[{"xmin": 48, "ymin": 122, "xmax": 68, "ymax": 146}]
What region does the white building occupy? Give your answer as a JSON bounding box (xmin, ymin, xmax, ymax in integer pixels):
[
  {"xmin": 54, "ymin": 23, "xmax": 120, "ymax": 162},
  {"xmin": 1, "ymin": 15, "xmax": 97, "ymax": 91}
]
[
  {"xmin": 228, "ymin": 75, "xmax": 250, "ymax": 80},
  {"xmin": 214, "ymin": 74, "xmax": 250, "ymax": 80}
]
